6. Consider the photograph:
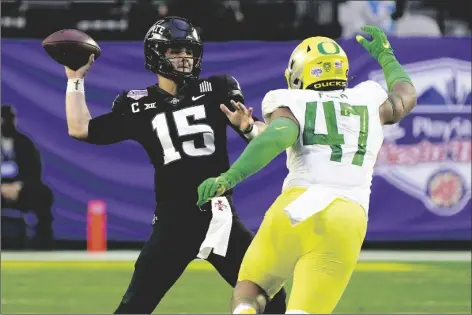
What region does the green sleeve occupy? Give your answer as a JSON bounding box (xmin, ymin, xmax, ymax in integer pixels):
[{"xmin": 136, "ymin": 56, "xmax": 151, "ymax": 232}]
[
  {"xmin": 378, "ymin": 51, "xmax": 413, "ymax": 91},
  {"xmin": 224, "ymin": 117, "xmax": 299, "ymax": 187}
]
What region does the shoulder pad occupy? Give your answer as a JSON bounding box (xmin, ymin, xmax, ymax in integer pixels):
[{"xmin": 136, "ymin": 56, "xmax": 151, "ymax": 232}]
[
  {"xmin": 208, "ymin": 74, "xmax": 229, "ymax": 84},
  {"xmin": 353, "ymin": 80, "xmax": 388, "ymax": 108},
  {"xmin": 111, "ymin": 92, "xmax": 132, "ymax": 114},
  {"xmin": 263, "ymin": 89, "xmax": 292, "ymax": 104},
  {"xmin": 208, "ymin": 74, "xmax": 241, "ymax": 89},
  {"xmin": 261, "ymin": 89, "xmax": 293, "ymax": 121},
  {"xmin": 354, "ymin": 80, "xmax": 384, "ymax": 91},
  {"xmin": 111, "ymin": 88, "xmax": 151, "ymax": 114},
  {"xmin": 207, "ymin": 74, "xmax": 244, "ymax": 103}
]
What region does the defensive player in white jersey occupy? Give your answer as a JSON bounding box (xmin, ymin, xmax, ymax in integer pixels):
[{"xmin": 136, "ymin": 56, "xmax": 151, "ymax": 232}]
[{"xmin": 197, "ymin": 25, "xmax": 417, "ymax": 314}]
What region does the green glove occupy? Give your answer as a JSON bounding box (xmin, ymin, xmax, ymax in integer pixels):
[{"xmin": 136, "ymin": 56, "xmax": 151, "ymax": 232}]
[
  {"xmin": 197, "ymin": 174, "xmax": 235, "ymax": 208},
  {"xmin": 196, "ymin": 117, "xmax": 299, "ymax": 208},
  {"xmin": 356, "ymin": 25, "xmax": 394, "ymax": 64},
  {"xmin": 356, "ymin": 25, "xmax": 412, "ymax": 91}
]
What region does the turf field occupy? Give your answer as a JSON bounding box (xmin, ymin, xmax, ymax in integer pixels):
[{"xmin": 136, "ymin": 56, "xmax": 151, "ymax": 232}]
[{"xmin": 1, "ymin": 251, "xmax": 471, "ymax": 314}]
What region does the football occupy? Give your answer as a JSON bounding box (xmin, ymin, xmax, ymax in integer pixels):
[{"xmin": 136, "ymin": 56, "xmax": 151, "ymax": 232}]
[{"xmin": 42, "ymin": 29, "xmax": 101, "ymax": 71}]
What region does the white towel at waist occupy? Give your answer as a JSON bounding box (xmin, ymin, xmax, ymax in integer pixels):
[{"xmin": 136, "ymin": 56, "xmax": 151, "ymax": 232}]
[
  {"xmin": 284, "ymin": 186, "xmax": 342, "ymax": 226},
  {"xmin": 197, "ymin": 196, "xmax": 233, "ymax": 259}
]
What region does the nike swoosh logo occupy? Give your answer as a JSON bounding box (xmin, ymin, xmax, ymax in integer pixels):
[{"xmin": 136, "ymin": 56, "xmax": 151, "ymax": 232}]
[
  {"xmin": 383, "ymin": 41, "xmax": 390, "ymax": 49},
  {"xmin": 275, "ymin": 126, "xmax": 288, "ymax": 130},
  {"xmin": 192, "ymin": 95, "xmax": 204, "ymax": 101}
]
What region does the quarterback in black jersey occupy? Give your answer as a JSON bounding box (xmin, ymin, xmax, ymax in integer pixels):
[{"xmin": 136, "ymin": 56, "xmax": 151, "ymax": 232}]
[{"xmin": 63, "ymin": 17, "xmax": 287, "ymax": 314}]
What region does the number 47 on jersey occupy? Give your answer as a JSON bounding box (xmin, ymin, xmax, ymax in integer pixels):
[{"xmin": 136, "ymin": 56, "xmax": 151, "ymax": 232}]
[{"xmin": 303, "ymin": 100, "xmax": 369, "ymax": 167}]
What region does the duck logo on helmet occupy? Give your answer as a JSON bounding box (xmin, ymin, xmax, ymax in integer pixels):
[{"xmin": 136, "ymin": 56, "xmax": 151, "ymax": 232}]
[{"xmin": 323, "ymin": 62, "xmax": 331, "ymax": 72}]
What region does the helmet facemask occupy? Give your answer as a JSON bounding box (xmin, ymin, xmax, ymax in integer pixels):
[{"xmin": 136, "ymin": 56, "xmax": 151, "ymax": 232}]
[
  {"xmin": 145, "ymin": 40, "xmax": 202, "ymax": 81},
  {"xmin": 144, "ymin": 17, "xmax": 203, "ymax": 82}
]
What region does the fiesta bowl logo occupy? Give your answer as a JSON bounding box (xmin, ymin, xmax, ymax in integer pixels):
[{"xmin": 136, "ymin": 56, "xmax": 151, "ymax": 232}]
[
  {"xmin": 426, "ymin": 170, "xmax": 467, "ymax": 215},
  {"xmin": 375, "ymin": 116, "xmax": 471, "ymax": 216},
  {"xmin": 371, "ymin": 58, "xmax": 471, "ymax": 216},
  {"xmin": 369, "ymin": 58, "xmax": 471, "ymax": 107}
]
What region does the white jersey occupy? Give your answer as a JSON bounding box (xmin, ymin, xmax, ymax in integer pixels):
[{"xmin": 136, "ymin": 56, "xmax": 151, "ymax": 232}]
[{"xmin": 261, "ymin": 80, "xmax": 388, "ymax": 216}]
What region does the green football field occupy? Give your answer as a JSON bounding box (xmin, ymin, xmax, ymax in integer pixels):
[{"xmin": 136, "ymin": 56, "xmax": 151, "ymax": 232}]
[{"xmin": 1, "ymin": 252, "xmax": 471, "ymax": 314}]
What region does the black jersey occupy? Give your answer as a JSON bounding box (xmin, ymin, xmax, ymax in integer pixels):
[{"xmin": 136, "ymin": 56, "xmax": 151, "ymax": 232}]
[{"xmin": 87, "ymin": 74, "xmax": 254, "ymax": 209}]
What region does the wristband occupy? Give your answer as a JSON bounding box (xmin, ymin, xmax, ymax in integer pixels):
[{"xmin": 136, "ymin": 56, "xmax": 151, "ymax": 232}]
[
  {"xmin": 67, "ymin": 78, "xmax": 85, "ymax": 94},
  {"xmin": 243, "ymin": 123, "xmax": 259, "ymax": 140}
]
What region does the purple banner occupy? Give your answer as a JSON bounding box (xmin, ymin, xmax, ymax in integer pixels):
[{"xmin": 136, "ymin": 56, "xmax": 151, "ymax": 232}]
[{"xmin": 1, "ymin": 38, "xmax": 471, "ymax": 241}]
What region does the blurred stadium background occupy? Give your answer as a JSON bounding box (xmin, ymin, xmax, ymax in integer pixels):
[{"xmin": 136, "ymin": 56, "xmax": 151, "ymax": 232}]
[{"xmin": 1, "ymin": 0, "xmax": 471, "ymax": 314}]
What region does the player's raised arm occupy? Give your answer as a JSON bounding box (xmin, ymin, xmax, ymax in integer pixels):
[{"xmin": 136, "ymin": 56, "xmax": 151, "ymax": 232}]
[
  {"xmin": 356, "ymin": 25, "xmax": 417, "ymax": 125},
  {"xmin": 65, "ymin": 55, "xmax": 135, "ymax": 145},
  {"xmin": 213, "ymin": 74, "xmax": 267, "ymax": 141},
  {"xmin": 196, "ymin": 106, "xmax": 299, "ymax": 206},
  {"xmin": 65, "ymin": 54, "xmax": 94, "ymax": 140}
]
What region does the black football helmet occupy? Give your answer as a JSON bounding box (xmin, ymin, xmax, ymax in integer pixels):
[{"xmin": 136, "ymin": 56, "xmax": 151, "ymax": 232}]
[{"xmin": 144, "ymin": 17, "xmax": 203, "ymax": 82}]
